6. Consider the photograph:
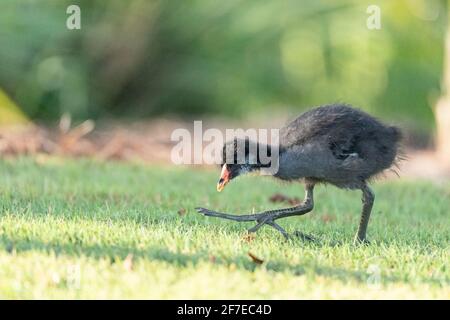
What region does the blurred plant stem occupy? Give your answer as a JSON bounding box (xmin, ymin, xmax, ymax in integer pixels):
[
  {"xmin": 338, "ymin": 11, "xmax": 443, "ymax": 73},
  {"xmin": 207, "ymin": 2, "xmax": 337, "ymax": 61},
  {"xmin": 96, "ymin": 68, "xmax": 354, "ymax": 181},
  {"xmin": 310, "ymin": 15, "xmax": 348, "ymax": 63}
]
[{"xmin": 435, "ymin": 0, "xmax": 450, "ymax": 166}]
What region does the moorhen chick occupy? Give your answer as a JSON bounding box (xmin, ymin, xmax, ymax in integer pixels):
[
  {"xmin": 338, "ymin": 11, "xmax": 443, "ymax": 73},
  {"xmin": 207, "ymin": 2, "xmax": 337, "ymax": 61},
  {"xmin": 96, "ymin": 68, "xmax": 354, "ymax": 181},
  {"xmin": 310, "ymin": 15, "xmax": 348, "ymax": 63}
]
[{"xmin": 196, "ymin": 104, "xmax": 402, "ymax": 243}]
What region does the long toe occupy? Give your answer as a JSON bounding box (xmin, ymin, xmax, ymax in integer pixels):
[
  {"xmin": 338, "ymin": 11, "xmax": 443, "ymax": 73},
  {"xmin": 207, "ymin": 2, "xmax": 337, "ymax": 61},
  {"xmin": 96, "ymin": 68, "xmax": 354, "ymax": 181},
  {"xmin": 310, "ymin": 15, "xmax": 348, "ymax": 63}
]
[
  {"xmin": 195, "ymin": 207, "xmax": 207, "ymax": 214},
  {"xmin": 293, "ymin": 231, "xmax": 316, "ymax": 242},
  {"xmin": 195, "ymin": 207, "xmax": 215, "ymax": 216}
]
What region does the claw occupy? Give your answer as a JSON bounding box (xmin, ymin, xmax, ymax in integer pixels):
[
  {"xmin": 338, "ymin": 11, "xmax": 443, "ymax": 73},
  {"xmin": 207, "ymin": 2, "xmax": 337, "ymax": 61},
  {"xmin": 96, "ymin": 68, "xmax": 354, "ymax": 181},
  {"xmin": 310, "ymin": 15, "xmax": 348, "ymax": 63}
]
[
  {"xmin": 195, "ymin": 207, "xmax": 210, "ymax": 215},
  {"xmin": 196, "ymin": 207, "xmax": 222, "ymax": 217},
  {"xmin": 353, "ymin": 236, "xmax": 371, "ymax": 246},
  {"xmin": 293, "ymin": 231, "xmax": 316, "ymax": 242}
]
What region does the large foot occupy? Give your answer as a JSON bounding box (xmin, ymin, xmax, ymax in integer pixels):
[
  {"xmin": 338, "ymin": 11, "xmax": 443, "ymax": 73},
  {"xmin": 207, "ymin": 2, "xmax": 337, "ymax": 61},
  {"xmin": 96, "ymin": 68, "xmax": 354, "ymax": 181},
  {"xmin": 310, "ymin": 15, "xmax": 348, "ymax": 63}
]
[
  {"xmin": 353, "ymin": 235, "xmax": 371, "ymax": 245},
  {"xmin": 196, "ymin": 207, "xmax": 311, "ymax": 241},
  {"xmin": 196, "ymin": 207, "xmax": 288, "ymax": 237}
]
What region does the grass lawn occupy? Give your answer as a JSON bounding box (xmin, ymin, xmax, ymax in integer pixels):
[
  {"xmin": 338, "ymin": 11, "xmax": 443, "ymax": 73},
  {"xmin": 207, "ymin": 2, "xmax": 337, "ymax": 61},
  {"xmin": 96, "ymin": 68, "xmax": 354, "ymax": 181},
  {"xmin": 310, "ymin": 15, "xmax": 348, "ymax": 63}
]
[{"xmin": 0, "ymin": 157, "xmax": 448, "ymax": 299}]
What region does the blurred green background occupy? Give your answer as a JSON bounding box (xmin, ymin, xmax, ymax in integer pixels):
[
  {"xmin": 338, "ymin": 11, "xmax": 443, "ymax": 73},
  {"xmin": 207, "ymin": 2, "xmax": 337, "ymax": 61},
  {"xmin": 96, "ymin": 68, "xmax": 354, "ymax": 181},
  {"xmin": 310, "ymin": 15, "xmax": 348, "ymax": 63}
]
[{"xmin": 0, "ymin": 0, "xmax": 446, "ymax": 132}]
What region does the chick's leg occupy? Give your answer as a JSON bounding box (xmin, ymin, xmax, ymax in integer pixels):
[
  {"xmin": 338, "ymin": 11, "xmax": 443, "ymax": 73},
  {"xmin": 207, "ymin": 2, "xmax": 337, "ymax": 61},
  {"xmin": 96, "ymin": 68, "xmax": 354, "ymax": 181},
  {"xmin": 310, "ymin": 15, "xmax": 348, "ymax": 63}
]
[{"xmin": 196, "ymin": 184, "xmax": 315, "ymax": 239}]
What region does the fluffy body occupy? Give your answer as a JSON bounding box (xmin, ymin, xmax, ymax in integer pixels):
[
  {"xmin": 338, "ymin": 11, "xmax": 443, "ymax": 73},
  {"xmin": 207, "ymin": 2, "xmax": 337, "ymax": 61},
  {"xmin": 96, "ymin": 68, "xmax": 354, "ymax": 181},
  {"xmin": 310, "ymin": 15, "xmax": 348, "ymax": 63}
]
[
  {"xmin": 201, "ymin": 103, "xmax": 402, "ymax": 242},
  {"xmin": 274, "ymin": 104, "xmax": 401, "ymax": 188}
]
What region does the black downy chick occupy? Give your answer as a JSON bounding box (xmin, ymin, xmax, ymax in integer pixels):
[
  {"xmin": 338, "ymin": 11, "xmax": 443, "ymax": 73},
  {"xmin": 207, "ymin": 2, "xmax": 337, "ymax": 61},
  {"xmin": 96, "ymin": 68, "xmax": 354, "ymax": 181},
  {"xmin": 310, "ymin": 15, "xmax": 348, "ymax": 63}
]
[{"xmin": 197, "ymin": 104, "xmax": 402, "ymax": 243}]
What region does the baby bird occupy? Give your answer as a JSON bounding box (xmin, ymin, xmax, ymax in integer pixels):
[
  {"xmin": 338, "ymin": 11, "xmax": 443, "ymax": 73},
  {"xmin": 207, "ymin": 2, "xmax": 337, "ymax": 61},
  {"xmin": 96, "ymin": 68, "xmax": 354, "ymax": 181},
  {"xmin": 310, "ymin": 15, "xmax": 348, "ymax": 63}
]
[{"xmin": 197, "ymin": 104, "xmax": 402, "ymax": 243}]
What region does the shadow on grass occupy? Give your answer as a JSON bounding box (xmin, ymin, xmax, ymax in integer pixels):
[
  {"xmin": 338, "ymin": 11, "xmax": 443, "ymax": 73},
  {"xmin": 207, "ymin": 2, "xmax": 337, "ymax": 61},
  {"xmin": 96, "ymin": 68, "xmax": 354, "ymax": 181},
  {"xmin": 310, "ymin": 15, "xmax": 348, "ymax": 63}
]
[
  {"xmin": 1, "ymin": 193, "xmax": 448, "ymax": 288},
  {"xmin": 6, "ymin": 191, "xmax": 449, "ymax": 251},
  {"xmin": 0, "ymin": 234, "xmax": 446, "ymax": 287}
]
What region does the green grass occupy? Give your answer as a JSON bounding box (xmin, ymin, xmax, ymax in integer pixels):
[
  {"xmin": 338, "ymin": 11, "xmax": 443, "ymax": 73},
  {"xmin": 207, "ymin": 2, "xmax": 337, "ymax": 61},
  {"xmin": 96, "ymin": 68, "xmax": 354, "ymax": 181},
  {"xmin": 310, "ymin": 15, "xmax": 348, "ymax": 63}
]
[{"xmin": 0, "ymin": 157, "xmax": 448, "ymax": 299}]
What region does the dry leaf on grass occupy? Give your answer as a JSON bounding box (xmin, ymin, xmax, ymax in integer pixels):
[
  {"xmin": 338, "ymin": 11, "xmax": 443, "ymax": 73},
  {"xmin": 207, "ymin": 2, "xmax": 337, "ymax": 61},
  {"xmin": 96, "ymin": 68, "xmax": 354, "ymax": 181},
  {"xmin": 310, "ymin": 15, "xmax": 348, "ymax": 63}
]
[
  {"xmin": 269, "ymin": 193, "xmax": 301, "ymax": 205},
  {"xmin": 248, "ymin": 252, "xmax": 264, "ymax": 265},
  {"xmin": 321, "ymin": 214, "xmax": 336, "ymax": 223},
  {"xmin": 241, "ymin": 233, "xmax": 256, "ymax": 243},
  {"xmin": 269, "ymin": 193, "xmax": 286, "ymax": 202},
  {"xmin": 287, "ymin": 198, "xmax": 301, "ymax": 205}
]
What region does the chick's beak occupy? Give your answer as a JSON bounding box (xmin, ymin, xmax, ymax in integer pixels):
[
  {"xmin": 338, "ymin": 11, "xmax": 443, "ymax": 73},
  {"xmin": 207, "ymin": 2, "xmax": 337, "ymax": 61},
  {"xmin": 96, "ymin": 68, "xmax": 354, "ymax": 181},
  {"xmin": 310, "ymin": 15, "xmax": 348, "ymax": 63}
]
[{"xmin": 217, "ymin": 164, "xmax": 230, "ymax": 192}]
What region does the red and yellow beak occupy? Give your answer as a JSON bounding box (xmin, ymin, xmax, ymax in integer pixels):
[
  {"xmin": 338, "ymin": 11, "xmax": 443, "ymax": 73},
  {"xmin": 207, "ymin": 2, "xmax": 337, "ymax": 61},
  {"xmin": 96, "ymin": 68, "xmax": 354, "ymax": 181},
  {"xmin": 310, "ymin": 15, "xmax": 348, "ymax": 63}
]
[{"xmin": 217, "ymin": 164, "xmax": 230, "ymax": 192}]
